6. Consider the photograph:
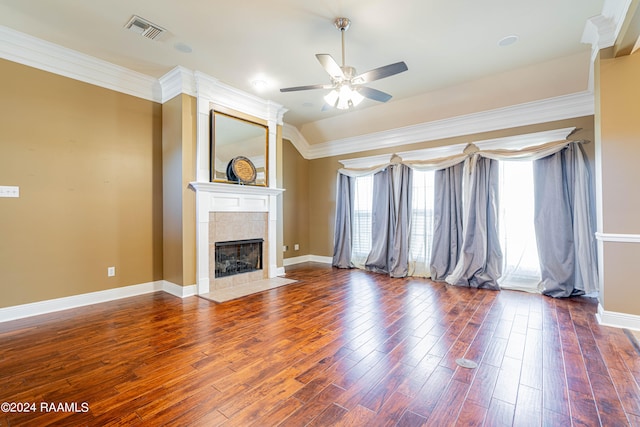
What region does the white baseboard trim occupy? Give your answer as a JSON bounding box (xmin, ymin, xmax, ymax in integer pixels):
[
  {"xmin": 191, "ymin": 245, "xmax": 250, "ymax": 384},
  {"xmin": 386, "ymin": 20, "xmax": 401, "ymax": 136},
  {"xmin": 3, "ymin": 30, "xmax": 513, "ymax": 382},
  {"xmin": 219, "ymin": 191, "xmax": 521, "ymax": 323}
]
[
  {"xmin": 0, "ymin": 280, "xmax": 196, "ymax": 323},
  {"xmin": 310, "ymin": 255, "xmax": 333, "ymax": 264},
  {"xmin": 596, "ymin": 303, "xmax": 640, "ymax": 331},
  {"xmin": 162, "ymin": 280, "xmax": 198, "ymax": 298},
  {"xmin": 283, "ymin": 255, "xmax": 310, "ymax": 266},
  {"xmin": 283, "ymin": 255, "xmax": 333, "ymax": 266}
]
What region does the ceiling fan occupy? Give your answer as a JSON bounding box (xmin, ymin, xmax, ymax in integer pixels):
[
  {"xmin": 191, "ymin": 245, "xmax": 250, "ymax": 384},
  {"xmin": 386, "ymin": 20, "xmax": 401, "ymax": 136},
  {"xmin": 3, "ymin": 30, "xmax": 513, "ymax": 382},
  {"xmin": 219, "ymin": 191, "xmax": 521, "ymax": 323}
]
[{"xmin": 280, "ymin": 17, "xmax": 408, "ymax": 110}]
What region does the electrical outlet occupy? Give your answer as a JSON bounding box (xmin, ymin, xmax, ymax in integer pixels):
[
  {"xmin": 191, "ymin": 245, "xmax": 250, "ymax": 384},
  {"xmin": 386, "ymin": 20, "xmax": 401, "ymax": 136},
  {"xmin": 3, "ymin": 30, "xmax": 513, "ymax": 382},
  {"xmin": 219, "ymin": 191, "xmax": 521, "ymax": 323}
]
[
  {"xmin": 0, "ymin": 186, "xmax": 19, "ymax": 198},
  {"xmin": 107, "ymin": 266, "xmax": 116, "ymax": 277},
  {"xmin": 283, "ymin": 245, "xmax": 288, "ymax": 251},
  {"xmin": 294, "ymin": 244, "xmax": 299, "ymax": 251}
]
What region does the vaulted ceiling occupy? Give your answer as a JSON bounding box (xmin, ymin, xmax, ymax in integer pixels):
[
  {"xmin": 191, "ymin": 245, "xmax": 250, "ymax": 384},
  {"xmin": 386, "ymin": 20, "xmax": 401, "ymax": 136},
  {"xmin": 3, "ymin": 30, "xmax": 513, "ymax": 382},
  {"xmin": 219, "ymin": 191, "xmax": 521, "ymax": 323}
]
[{"xmin": 0, "ymin": 0, "xmax": 613, "ymax": 145}]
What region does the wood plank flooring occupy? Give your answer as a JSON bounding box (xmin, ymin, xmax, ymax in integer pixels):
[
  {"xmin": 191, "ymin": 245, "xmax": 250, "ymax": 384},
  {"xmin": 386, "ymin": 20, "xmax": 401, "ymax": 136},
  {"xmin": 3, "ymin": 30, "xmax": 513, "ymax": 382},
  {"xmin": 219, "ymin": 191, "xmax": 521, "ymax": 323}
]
[{"xmin": 1, "ymin": 263, "xmax": 639, "ymax": 426}]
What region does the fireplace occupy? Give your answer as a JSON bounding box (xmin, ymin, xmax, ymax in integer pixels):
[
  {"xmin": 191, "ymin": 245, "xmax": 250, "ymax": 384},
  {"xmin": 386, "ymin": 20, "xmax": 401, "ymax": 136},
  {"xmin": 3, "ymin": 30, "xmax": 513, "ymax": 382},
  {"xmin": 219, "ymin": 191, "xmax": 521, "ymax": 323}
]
[
  {"xmin": 215, "ymin": 238, "xmax": 263, "ymax": 278},
  {"xmin": 191, "ymin": 182, "xmax": 284, "ymax": 294}
]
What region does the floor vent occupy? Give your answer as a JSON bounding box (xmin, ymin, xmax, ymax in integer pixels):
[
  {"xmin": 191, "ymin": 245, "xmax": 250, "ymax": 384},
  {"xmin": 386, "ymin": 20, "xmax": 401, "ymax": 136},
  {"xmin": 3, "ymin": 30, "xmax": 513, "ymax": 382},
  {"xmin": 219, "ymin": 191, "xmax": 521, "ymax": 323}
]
[
  {"xmin": 456, "ymin": 358, "xmax": 478, "ymax": 369},
  {"xmin": 124, "ymin": 15, "xmax": 166, "ymax": 40}
]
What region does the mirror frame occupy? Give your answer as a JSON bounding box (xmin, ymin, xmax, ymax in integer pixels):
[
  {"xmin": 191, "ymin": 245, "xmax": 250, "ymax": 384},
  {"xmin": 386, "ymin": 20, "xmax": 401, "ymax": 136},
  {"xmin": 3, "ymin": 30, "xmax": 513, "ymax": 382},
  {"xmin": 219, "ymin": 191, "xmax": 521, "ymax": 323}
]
[{"xmin": 209, "ymin": 108, "xmax": 269, "ymax": 186}]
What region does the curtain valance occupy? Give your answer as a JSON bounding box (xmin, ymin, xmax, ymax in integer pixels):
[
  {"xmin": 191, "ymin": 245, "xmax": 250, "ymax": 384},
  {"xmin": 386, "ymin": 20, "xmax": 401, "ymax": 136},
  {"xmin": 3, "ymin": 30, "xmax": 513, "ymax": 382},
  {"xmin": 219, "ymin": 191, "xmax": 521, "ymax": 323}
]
[{"xmin": 338, "ymin": 139, "xmax": 583, "ymax": 177}]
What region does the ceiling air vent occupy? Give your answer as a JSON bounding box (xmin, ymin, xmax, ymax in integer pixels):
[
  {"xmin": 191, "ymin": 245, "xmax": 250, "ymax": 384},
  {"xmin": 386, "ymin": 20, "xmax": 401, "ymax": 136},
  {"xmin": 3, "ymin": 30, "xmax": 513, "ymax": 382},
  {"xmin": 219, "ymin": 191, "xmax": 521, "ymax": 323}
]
[{"xmin": 124, "ymin": 15, "xmax": 166, "ymax": 40}]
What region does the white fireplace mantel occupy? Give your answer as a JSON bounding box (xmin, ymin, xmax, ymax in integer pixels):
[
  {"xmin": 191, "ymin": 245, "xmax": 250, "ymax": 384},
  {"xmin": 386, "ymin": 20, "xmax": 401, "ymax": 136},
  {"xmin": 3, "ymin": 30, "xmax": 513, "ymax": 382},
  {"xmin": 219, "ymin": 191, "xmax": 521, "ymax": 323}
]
[
  {"xmin": 190, "ymin": 181, "xmax": 284, "ymax": 295},
  {"xmin": 190, "ymin": 181, "xmax": 284, "ymax": 197}
]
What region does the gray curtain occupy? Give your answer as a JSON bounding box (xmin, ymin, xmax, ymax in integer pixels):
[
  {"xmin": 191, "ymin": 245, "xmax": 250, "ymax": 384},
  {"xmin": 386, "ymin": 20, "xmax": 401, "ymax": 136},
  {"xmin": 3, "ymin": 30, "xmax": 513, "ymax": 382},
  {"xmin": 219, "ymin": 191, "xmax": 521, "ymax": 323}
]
[
  {"xmin": 365, "ymin": 164, "xmax": 413, "ymax": 277},
  {"xmin": 533, "ymin": 143, "xmax": 598, "ymax": 297},
  {"xmin": 446, "ymin": 156, "xmax": 503, "ymax": 289},
  {"xmin": 364, "ymin": 169, "xmax": 390, "ymax": 273},
  {"xmin": 332, "ymin": 173, "xmax": 354, "ymax": 268},
  {"xmin": 430, "ymin": 162, "xmax": 464, "ymax": 281}
]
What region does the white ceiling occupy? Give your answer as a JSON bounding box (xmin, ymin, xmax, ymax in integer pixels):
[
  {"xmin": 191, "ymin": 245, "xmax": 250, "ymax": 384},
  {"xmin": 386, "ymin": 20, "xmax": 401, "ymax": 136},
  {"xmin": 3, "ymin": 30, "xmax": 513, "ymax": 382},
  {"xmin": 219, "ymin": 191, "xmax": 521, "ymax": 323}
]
[{"xmin": 0, "ymin": 0, "xmax": 605, "ymax": 139}]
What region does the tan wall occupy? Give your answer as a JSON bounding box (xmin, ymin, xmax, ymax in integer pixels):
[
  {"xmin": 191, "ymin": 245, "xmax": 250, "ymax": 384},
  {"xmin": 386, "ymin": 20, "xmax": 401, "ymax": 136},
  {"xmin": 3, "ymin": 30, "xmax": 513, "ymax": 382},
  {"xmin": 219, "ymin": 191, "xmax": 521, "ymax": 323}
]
[
  {"xmin": 601, "ymin": 242, "xmax": 640, "ymax": 314},
  {"xmin": 599, "ymin": 53, "xmax": 640, "ymax": 232},
  {"xmin": 306, "ymin": 116, "xmax": 596, "ymax": 257},
  {"xmin": 282, "ymin": 139, "xmax": 310, "ymax": 259},
  {"xmin": 598, "ymin": 51, "xmax": 640, "ymax": 315},
  {"xmin": 0, "ymin": 59, "xmax": 163, "ymax": 308},
  {"xmin": 162, "ymin": 94, "xmax": 197, "ymax": 286}
]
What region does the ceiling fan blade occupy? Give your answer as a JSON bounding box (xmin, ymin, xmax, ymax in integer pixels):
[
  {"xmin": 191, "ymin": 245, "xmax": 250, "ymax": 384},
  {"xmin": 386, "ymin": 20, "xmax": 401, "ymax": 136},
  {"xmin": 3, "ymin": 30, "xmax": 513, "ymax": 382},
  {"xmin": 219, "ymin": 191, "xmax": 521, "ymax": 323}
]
[
  {"xmin": 353, "ymin": 61, "xmax": 408, "ymax": 84},
  {"xmin": 358, "ymin": 86, "xmax": 393, "ymax": 103},
  {"xmin": 280, "ymin": 84, "xmax": 331, "ymax": 92},
  {"xmin": 316, "ymin": 54, "xmax": 345, "ymax": 80}
]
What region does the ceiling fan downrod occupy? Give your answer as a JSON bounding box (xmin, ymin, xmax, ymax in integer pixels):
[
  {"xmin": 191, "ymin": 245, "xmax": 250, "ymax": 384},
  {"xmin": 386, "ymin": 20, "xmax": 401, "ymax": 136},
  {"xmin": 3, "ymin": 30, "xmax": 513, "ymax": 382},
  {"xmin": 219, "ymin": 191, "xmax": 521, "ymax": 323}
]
[{"xmin": 334, "ymin": 17, "xmax": 351, "ymax": 68}]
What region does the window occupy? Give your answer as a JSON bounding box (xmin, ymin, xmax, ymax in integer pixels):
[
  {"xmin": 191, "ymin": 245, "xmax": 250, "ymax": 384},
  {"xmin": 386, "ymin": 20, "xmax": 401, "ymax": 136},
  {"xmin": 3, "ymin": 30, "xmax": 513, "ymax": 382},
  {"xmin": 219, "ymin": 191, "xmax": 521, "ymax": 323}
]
[
  {"xmin": 350, "ymin": 169, "xmax": 437, "ymax": 276},
  {"xmin": 351, "ymin": 174, "xmax": 373, "ymax": 268},
  {"xmin": 498, "ymin": 160, "xmax": 541, "ymax": 291},
  {"xmin": 409, "ymin": 170, "xmax": 435, "ymax": 277}
]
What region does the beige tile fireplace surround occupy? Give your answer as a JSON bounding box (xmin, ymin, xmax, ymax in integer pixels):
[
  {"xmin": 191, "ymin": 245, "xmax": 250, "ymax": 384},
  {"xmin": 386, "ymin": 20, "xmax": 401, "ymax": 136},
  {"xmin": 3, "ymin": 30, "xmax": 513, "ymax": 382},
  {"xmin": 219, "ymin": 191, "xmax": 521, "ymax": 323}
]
[
  {"xmin": 202, "ymin": 209, "xmax": 297, "ymax": 302},
  {"xmin": 208, "ymin": 211, "xmax": 268, "ymax": 289}
]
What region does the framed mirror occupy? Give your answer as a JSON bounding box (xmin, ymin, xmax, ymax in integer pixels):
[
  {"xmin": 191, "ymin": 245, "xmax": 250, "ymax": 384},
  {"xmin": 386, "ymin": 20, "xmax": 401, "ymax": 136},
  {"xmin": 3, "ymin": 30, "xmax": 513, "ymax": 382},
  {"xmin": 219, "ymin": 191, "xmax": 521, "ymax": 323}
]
[{"xmin": 210, "ymin": 109, "xmax": 268, "ymax": 186}]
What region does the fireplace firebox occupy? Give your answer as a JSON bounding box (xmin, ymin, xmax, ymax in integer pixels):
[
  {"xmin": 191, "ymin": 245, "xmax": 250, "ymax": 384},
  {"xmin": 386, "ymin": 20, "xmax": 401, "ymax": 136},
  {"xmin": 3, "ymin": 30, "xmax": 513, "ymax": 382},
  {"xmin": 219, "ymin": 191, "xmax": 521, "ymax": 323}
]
[{"xmin": 214, "ymin": 238, "xmax": 263, "ymax": 278}]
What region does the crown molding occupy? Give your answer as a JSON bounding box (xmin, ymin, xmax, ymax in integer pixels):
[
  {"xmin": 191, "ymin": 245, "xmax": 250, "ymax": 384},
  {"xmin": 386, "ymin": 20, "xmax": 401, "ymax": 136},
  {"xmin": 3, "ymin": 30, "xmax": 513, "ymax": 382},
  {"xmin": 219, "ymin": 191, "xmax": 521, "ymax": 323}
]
[
  {"xmin": 582, "ymin": 0, "xmax": 633, "ymax": 90},
  {"xmin": 193, "ymin": 71, "xmax": 286, "ymax": 124},
  {"xmin": 581, "ymin": 0, "xmax": 631, "ymax": 51},
  {"xmin": 0, "ymin": 24, "xmax": 287, "ymax": 116},
  {"xmin": 282, "ymin": 124, "xmax": 313, "ymax": 155},
  {"xmin": 581, "ymin": 0, "xmax": 634, "ymax": 51},
  {"xmin": 157, "ymin": 67, "xmax": 287, "ymax": 126},
  {"xmin": 288, "ymin": 91, "xmax": 594, "ymax": 160},
  {"xmin": 158, "ymin": 66, "xmax": 197, "ymax": 102},
  {"xmin": 0, "ymin": 24, "xmax": 161, "ymax": 102}
]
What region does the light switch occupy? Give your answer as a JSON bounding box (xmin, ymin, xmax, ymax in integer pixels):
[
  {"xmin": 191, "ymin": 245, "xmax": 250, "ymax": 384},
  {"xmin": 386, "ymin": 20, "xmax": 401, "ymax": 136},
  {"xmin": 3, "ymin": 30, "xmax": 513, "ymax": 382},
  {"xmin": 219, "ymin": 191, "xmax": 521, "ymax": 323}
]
[{"xmin": 0, "ymin": 186, "xmax": 19, "ymax": 198}]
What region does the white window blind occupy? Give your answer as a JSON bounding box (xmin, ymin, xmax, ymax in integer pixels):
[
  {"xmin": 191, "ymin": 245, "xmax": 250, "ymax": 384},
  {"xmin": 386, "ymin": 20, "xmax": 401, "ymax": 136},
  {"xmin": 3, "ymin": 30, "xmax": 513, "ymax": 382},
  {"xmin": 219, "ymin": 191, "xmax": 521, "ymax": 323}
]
[
  {"xmin": 409, "ymin": 170, "xmax": 435, "ymax": 277},
  {"xmin": 351, "ymin": 174, "xmax": 373, "ymax": 268}
]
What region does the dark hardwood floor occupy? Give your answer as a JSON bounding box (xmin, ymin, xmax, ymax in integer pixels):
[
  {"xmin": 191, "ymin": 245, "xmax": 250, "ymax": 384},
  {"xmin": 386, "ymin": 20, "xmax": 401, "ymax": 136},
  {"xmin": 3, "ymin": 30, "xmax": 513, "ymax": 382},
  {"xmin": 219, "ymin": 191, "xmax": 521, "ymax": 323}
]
[{"xmin": 1, "ymin": 263, "xmax": 639, "ymax": 426}]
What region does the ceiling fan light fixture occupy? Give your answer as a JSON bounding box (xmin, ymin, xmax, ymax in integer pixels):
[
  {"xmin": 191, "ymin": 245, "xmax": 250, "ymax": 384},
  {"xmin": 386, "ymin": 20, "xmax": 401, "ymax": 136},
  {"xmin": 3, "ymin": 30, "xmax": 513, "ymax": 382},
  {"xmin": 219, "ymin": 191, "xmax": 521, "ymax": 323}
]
[
  {"xmin": 347, "ymin": 87, "xmax": 364, "ymax": 107},
  {"xmin": 325, "ymin": 85, "xmax": 363, "ymax": 110},
  {"xmin": 324, "ymin": 89, "xmax": 339, "ymax": 107},
  {"xmin": 336, "ymin": 94, "xmax": 351, "ymax": 110}
]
